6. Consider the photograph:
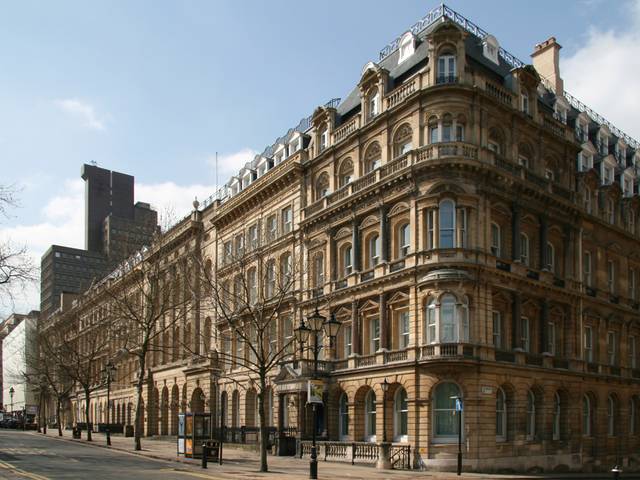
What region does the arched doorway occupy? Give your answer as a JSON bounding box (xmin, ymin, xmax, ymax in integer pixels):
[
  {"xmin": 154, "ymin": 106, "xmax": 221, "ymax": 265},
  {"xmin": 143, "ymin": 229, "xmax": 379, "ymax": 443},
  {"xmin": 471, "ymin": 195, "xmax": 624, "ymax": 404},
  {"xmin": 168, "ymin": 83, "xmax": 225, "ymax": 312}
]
[
  {"xmin": 191, "ymin": 388, "xmax": 205, "ymax": 413},
  {"xmin": 171, "ymin": 385, "xmax": 180, "ymax": 435},
  {"xmin": 245, "ymin": 389, "xmax": 257, "ymax": 427}
]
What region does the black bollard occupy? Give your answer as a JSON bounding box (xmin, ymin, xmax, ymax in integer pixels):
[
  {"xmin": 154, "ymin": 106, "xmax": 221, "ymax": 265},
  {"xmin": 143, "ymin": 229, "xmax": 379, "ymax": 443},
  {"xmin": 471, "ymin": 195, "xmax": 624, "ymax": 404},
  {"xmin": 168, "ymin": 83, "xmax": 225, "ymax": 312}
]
[
  {"xmin": 201, "ymin": 443, "xmax": 208, "ymax": 469},
  {"xmin": 612, "ymin": 465, "xmax": 621, "ymax": 480}
]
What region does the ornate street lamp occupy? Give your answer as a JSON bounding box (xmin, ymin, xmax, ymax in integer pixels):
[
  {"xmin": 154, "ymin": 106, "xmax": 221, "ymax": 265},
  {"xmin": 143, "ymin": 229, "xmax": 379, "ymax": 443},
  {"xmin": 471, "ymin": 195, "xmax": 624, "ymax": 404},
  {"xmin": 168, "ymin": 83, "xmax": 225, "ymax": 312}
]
[
  {"xmin": 9, "ymin": 386, "xmax": 14, "ymax": 414},
  {"xmin": 101, "ymin": 360, "xmax": 117, "ymax": 446},
  {"xmin": 295, "ymin": 308, "xmax": 341, "ymax": 480},
  {"xmin": 381, "ymin": 378, "xmax": 390, "ymax": 443}
]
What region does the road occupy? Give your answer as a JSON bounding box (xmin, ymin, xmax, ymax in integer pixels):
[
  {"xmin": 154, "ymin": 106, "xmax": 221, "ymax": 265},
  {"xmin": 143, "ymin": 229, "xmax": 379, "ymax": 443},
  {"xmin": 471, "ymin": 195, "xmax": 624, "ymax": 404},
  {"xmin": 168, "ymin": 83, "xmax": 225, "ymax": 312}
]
[{"xmin": 0, "ymin": 430, "xmax": 216, "ymax": 480}]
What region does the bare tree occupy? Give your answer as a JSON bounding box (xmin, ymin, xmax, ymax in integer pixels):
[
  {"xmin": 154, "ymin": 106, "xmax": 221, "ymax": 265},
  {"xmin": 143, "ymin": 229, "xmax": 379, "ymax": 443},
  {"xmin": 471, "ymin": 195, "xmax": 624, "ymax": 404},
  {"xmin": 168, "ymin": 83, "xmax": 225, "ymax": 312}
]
[
  {"xmin": 102, "ymin": 241, "xmax": 197, "ymax": 451},
  {"xmin": 0, "ymin": 184, "xmax": 36, "ymax": 305},
  {"xmin": 50, "ymin": 309, "xmax": 115, "ymax": 442},
  {"xmin": 192, "ymin": 241, "xmax": 312, "ymax": 473}
]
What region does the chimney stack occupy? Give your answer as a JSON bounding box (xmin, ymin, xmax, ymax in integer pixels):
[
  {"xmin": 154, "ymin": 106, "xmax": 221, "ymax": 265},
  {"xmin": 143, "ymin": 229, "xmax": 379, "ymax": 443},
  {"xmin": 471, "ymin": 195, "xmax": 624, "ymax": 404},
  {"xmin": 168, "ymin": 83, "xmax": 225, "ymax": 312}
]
[{"xmin": 531, "ymin": 36, "xmax": 563, "ymax": 96}]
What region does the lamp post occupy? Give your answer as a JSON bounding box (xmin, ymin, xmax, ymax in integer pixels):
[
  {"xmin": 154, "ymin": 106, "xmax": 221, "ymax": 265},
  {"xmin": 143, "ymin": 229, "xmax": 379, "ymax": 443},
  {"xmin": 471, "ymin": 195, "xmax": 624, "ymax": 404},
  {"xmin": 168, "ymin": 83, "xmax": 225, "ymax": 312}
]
[
  {"xmin": 451, "ymin": 395, "xmax": 463, "ymax": 476},
  {"xmin": 294, "ymin": 308, "xmax": 341, "ymax": 480},
  {"xmin": 381, "ymin": 379, "xmax": 390, "ymax": 443},
  {"xmin": 101, "ymin": 360, "xmax": 117, "ymax": 446},
  {"xmin": 9, "ymin": 387, "xmax": 14, "ymax": 414}
]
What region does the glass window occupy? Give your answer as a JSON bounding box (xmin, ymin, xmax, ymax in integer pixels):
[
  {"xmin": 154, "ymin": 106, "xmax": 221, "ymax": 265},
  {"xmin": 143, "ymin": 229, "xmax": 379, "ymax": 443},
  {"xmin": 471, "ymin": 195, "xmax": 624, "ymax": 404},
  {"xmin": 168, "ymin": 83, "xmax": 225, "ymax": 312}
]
[
  {"xmin": 520, "ymin": 233, "xmax": 530, "ymax": 266},
  {"xmin": 552, "ymin": 392, "xmax": 561, "ymax": 441},
  {"xmin": 629, "ymin": 336, "xmax": 637, "ymax": 369},
  {"xmin": 267, "ymin": 215, "xmax": 277, "ymax": 241},
  {"xmin": 442, "ymin": 117, "xmax": 452, "ymax": 142},
  {"xmin": 521, "ymin": 317, "xmax": 530, "ymax": 352},
  {"xmin": 584, "ymin": 326, "xmax": 593, "ymax": 363},
  {"xmin": 339, "ymin": 393, "xmax": 349, "ymax": 440},
  {"xmin": 629, "ymin": 268, "xmax": 637, "ymax": 300},
  {"xmin": 433, "ymin": 382, "xmax": 461, "ymax": 441},
  {"xmin": 343, "ymin": 245, "xmax": 352, "ymax": 277},
  {"xmin": 607, "ymin": 331, "xmax": 617, "ymax": 365},
  {"xmin": 426, "ymin": 301, "xmax": 436, "ymax": 344},
  {"xmin": 399, "ymin": 223, "xmax": 410, "ymax": 257},
  {"xmin": 440, "ymin": 295, "xmax": 456, "ymax": 343},
  {"xmin": 369, "ymin": 235, "xmax": 380, "ymax": 267},
  {"xmin": 429, "ymin": 125, "xmax": 439, "ymax": 144},
  {"xmin": 248, "ymin": 268, "xmax": 257, "ymax": 304},
  {"xmin": 521, "ymin": 90, "xmax": 529, "ymax": 114},
  {"xmin": 394, "ymin": 388, "xmax": 409, "ymax": 441},
  {"xmin": 439, "ymin": 200, "xmax": 455, "ymax": 249},
  {"xmin": 265, "ymin": 261, "xmax": 275, "ymax": 298},
  {"xmin": 608, "ymin": 395, "xmax": 616, "ymax": 436},
  {"xmin": 455, "ymin": 124, "xmax": 464, "ymax": 142},
  {"xmin": 313, "ymin": 253, "xmax": 324, "ymax": 288},
  {"xmin": 399, "ymin": 311, "xmax": 410, "ymax": 348},
  {"xmin": 608, "ymin": 260, "xmax": 616, "ymax": 294},
  {"xmin": 492, "ymin": 311, "xmax": 502, "ymax": 348},
  {"xmin": 365, "ymin": 390, "xmax": 376, "ymax": 441},
  {"xmin": 526, "ymin": 390, "xmax": 536, "ymax": 440},
  {"xmin": 583, "ymin": 251, "xmax": 592, "ymax": 286},
  {"xmin": 548, "ymin": 322, "xmax": 556, "ymax": 355},
  {"xmin": 248, "ymin": 224, "xmax": 259, "ymax": 250},
  {"xmin": 437, "ymin": 54, "xmax": 456, "ymax": 83},
  {"xmin": 282, "ymin": 206, "xmax": 292, "ymax": 234},
  {"xmin": 343, "ymin": 325, "xmax": 352, "ymax": 358},
  {"xmin": 496, "ymin": 388, "xmax": 506, "ymax": 441},
  {"xmin": 490, "ymin": 223, "xmax": 501, "ymax": 256},
  {"xmin": 370, "ymin": 317, "xmax": 380, "ymax": 353},
  {"xmin": 282, "ymin": 315, "xmax": 293, "ymax": 355},
  {"xmin": 582, "ymin": 395, "xmax": 591, "ymax": 436},
  {"xmin": 546, "ymin": 242, "xmax": 555, "ymax": 272}
]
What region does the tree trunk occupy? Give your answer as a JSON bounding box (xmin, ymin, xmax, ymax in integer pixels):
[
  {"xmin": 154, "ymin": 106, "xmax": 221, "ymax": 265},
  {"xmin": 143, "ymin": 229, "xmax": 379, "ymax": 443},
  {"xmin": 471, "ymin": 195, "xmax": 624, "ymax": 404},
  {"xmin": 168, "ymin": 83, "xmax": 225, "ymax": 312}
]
[
  {"xmin": 259, "ymin": 375, "xmax": 268, "ymax": 472},
  {"xmin": 85, "ymin": 390, "xmax": 92, "ymax": 441},
  {"xmin": 134, "ymin": 356, "xmax": 146, "ymax": 451},
  {"xmin": 57, "ymin": 399, "xmax": 63, "ymax": 436}
]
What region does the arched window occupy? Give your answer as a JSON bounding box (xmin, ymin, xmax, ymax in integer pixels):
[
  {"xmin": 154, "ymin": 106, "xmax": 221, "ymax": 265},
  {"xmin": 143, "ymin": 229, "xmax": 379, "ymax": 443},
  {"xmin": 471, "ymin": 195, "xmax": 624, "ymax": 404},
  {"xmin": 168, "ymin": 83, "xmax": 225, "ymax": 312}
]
[
  {"xmin": 364, "ymin": 390, "xmax": 376, "ymax": 442},
  {"xmin": 455, "ymin": 114, "xmax": 466, "ymax": 142},
  {"xmin": 394, "ymin": 388, "xmax": 408, "ymax": 442},
  {"xmin": 366, "ymin": 90, "xmax": 379, "ymax": 120},
  {"xmin": 518, "ymin": 143, "xmax": 532, "ymax": 169},
  {"xmin": 338, "ymin": 159, "xmax": 354, "ymax": 187},
  {"xmin": 339, "ymin": 393, "xmax": 349, "ymax": 440},
  {"xmin": 426, "ymin": 299, "xmax": 437, "ymax": 344},
  {"xmin": 521, "ymin": 89, "xmax": 529, "ymax": 114},
  {"xmin": 439, "ymin": 200, "xmax": 456, "ymax": 248},
  {"xmin": 342, "ymin": 244, "xmax": 353, "ymax": 277},
  {"xmin": 608, "ymin": 395, "xmax": 616, "ymax": 436},
  {"xmin": 552, "ymin": 391, "xmax": 561, "ymax": 440},
  {"xmin": 433, "ymin": 382, "xmax": 461, "ymax": 442},
  {"xmin": 368, "ymin": 234, "xmax": 380, "ymax": 267},
  {"xmin": 428, "ymin": 116, "xmax": 439, "ymax": 144},
  {"xmin": 440, "ymin": 294, "xmax": 456, "ymax": 343},
  {"xmin": 315, "ymin": 173, "xmax": 330, "ymax": 200},
  {"xmin": 496, "ymin": 387, "xmax": 507, "ymax": 441},
  {"xmin": 364, "ymin": 143, "xmax": 381, "ymax": 174},
  {"xmin": 437, "ymin": 53, "xmax": 456, "ymax": 84},
  {"xmin": 490, "ymin": 222, "xmax": 501, "ymax": 256},
  {"xmin": 488, "ymin": 128, "xmax": 503, "ymax": 155},
  {"xmin": 582, "ymin": 395, "xmax": 593, "ymax": 437},
  {"xmin": 520, "ymin": 233, "xmax": 530, "ymax": 266},
  {"xmin": 393, "ymin": 124, "xmax": 413, "ymax": 158},
  {"xmin": 526, "ymin": 390, "xmax": 536, "ymax": 440},
  {"xmin": 398, "ymin": 223, "xmax": 410, "ymax": 258}
]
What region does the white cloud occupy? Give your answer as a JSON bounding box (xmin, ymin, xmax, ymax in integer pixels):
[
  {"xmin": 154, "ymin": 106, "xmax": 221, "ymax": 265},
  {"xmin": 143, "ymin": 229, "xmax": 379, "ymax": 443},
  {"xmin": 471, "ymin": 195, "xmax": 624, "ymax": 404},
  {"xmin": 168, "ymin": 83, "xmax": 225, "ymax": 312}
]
[
  {"xmin": 54, "ymin": 98, "xmax": 106, "ymax": 131},
  {"xmin": 206, "ymin": 148, "xmax": 258, "ymax": 181},
  {"xmin": 562, "ymin": 0, "xmax": 640, "ymax": 140}
]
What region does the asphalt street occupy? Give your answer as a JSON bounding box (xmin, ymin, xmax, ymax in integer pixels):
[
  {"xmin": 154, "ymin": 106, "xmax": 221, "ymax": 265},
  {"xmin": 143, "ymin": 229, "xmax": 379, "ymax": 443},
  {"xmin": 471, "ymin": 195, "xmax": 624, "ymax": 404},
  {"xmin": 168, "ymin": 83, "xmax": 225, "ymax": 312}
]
[{"xmin": 0, "ymin": 430, "xmax": 216, "ymax": 480}]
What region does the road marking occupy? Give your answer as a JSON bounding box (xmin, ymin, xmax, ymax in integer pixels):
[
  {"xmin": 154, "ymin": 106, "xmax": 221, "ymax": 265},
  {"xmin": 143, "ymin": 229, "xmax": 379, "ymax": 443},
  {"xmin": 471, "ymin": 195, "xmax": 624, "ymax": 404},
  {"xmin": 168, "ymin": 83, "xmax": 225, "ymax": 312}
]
[
  {"xmin": 161, "ymin": 468, "xmax": 224, "ymax": 478},
  {"xmin": 0, "ymin": 459, "xmax": 50, "ymax": 480}
]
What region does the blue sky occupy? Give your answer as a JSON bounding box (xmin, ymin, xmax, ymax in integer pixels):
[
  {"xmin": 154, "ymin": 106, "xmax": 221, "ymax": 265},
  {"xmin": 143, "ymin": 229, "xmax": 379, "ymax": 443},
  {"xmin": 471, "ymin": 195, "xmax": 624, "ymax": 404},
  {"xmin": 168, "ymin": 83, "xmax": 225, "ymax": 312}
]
[{"xmin": 1, "ymin": 0, "xmax": 639, "ymax": 314}]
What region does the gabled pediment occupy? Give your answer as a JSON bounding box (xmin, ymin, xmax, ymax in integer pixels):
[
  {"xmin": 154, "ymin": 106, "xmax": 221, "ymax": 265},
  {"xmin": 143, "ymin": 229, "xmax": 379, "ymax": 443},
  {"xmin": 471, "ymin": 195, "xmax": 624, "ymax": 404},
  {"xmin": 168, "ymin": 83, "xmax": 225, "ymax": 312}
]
[{"xmin": 388, "ymin": 291, "xmax": 409, "ymax": 304}]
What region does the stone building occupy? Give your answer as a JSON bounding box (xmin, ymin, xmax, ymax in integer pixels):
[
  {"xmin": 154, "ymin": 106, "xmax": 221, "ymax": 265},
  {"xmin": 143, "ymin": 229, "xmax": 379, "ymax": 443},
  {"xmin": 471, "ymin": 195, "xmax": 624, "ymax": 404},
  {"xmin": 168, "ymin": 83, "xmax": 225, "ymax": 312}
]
[{"xmin": 43, "ymin": 4, "xmax": 640, "ymax": 473}]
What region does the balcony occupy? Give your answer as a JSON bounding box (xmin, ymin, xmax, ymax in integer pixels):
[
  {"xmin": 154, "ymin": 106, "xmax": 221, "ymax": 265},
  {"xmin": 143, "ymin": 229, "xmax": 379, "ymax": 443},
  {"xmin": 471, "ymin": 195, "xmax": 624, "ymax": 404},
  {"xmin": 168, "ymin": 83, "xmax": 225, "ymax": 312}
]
[
  {"xmin": 417, "ymin": 343, "xmax": 478, "ymax": 360},
  {"xmin": 436, "ymin": 75, "xmax": 458, "ymax": 85},
  {"xmin": 386, "ymin": 78, "xmax": 417, "ymax": 109},
  {"xmin": 303, "ymin": 143, "xmax": 479, "ymax": 219}
]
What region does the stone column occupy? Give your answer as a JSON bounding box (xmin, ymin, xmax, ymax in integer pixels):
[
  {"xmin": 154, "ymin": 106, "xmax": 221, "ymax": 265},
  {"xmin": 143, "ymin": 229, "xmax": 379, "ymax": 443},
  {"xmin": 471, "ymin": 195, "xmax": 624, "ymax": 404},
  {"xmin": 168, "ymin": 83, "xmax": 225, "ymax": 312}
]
[
  {"xmin": 380, "ymin": 205, "xmax": 389, "ymax": 262},
  {"xmin": 379, "ymin": 292, "xmax": 388, "ymax": 351},
  {"xmin": 512, "ymin": 292, "xmax": 522, "ymax": 350},
  {"xmin": 540, "ymin": 299, "xmax": 549, "ymax": 354},
  {"xmin": 540, "ymin": 215, "xmax": 549, "ymax": 270},
  {"xmin": 352, "ymin": 217, "xmax": 361, "ymax": 272},
  {"xmin": 352, "ymin": 300, "xmax": 361, "ymax": 355},
  {"xmin": 511, "ymin": 203, "xmax": 521, "ymax": 261}
]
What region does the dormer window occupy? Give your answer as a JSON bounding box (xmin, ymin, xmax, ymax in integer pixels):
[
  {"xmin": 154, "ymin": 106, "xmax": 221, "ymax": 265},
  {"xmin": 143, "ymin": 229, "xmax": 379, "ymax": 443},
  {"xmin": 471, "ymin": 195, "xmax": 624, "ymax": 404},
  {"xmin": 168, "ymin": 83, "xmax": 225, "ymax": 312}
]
[
  {"xmin": 482, "ymin": 35, "xmax": 499, "ymax": 64},
  {"xmin": 398, "ymin": 32, "xmax": 415, "ymax": 64},
  {"xmin": 597, "ymin": 132, "xmax": 609, "ymax": 156},
  {"xmin": 319, "ymin": 128, "xmax": 328, "ymax": 152},
  {"xmin": 289, "ymin": 138, "xmax": 300, "ymax": 155},
  {"xmin": 521, "ymin": 90, "xmax": 530, "ymax": 114},
  {"xmin": 578, "ymin": 152, "xmax": 593, "ymax": 172},
  {"xmin": 615, "ymin": 144, "xmax": 626, "ymax": 164},
  {"xmin": 437, "ymin": 54, "xmax": 456, "ymax": 84},
  {"xmin": 369, "ymin": 92, "xmax": 379, "ymax": 119},
  {"xmin": 602, "ymin": 164, "xmax": 614, "ymax": 185},
  {"xmin": 554, "ymin": 104, "xmax": 567, "ymax": 124},
  {"xmin": 623, "ymin": 175, "xmax": 634, "ymax": 197}
]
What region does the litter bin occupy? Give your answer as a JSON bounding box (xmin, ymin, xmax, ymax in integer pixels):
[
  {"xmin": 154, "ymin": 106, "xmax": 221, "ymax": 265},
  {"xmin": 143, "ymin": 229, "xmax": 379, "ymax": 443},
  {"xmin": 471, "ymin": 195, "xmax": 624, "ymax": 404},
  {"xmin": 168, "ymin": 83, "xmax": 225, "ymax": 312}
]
[
  {"xmin": 125, "ymin": 425, "xmax": 134, "ymax": 437},
  {"xmin": 72, "ymin": 426, "xmax": 81, "ymax": 439}
]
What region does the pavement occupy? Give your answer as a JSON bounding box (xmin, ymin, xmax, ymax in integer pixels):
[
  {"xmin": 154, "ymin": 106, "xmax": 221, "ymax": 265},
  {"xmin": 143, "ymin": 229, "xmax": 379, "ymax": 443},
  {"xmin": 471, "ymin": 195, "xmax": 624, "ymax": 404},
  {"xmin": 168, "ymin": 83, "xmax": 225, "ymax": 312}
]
[{"xmin": 0, "ymin": 429, "xmax": 638, "ymax": 479}]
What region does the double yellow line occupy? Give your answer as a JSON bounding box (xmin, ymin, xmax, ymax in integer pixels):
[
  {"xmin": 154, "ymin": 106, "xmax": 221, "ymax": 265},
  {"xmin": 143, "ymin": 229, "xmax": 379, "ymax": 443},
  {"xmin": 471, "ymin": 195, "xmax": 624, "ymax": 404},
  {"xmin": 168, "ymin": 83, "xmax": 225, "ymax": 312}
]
[{"xmin": 0, "ymin": 459, "xmax": 49, "ymax": 480}]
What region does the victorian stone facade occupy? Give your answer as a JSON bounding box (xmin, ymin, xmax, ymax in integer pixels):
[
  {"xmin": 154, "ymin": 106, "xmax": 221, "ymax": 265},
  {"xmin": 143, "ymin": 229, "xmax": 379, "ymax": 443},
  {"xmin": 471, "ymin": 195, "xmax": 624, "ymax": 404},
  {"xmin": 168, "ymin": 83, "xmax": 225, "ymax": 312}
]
[{"xmin": 43, "ymin": 4, "xmax": 640, "ymax": 474}]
